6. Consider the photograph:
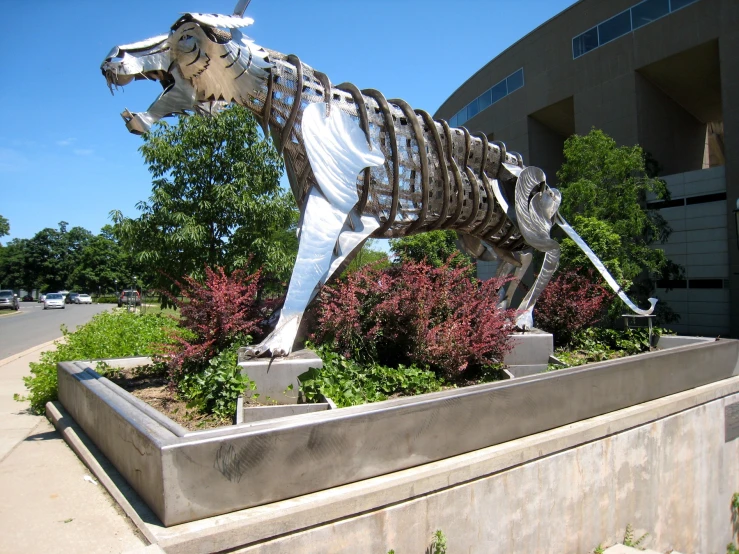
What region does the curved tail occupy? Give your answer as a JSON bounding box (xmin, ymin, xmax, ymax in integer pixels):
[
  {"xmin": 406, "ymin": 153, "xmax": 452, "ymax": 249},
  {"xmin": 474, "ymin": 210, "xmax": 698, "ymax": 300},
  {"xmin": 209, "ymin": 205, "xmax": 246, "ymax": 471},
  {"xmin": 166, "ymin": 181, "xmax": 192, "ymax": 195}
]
[{"xmin": 555, "ymin": 214, "xmax": 657, "ymax": 316}]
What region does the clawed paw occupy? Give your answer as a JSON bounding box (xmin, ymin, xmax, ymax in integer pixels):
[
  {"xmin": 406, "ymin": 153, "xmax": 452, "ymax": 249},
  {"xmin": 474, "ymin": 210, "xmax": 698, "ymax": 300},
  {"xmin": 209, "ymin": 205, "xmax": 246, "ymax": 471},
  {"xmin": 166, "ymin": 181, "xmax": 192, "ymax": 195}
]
[{"xmin": 241, "ymin": 316, "xmax": 300, "ymax": 359}]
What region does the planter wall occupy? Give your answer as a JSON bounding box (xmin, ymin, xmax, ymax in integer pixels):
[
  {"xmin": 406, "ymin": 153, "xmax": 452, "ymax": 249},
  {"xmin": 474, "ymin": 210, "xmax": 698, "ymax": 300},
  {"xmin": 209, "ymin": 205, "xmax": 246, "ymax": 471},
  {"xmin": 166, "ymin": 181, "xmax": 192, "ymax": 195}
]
[{"xmin": 57, "ymin": 339, "xmax": 739, "ymax": 526}]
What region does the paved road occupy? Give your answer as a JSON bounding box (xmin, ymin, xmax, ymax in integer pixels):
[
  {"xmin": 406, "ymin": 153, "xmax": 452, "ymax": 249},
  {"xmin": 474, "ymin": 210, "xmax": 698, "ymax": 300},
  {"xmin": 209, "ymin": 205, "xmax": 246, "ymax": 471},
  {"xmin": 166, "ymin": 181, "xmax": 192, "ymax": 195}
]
[{"xmin": 0, "ymin": 301, "xmax": 113, "ymax": 359}]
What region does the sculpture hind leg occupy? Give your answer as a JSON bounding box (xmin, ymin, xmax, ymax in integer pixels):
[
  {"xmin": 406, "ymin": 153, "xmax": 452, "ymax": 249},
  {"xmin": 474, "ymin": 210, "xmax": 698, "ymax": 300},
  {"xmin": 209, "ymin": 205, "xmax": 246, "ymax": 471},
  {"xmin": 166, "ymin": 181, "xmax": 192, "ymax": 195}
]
[{"xmin": 512, "ymin": 167, "xmax": 562, "ymax": 330}]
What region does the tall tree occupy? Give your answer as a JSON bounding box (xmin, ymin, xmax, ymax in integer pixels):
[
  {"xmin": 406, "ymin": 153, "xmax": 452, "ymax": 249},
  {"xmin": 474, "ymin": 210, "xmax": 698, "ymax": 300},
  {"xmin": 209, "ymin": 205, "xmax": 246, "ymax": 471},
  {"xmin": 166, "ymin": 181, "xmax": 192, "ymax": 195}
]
[
  {"xmin": 24, "ymin": 222, "xmax": 93, "ymax": 292},
  {"xmin": 0, "ymin": 238, "xmax": 31, "ymax": 291},
  {"xmin": 0, "ymin": 215, "xmax": 9, "ymax": 244},
  {"xmin": 389, "ymin": 230, "xmax": 471, "ymax": 269},
  {"xmin": 555, "ymin": 129, "xmax": 682, "ymax": 318},
  {"xmin": 68, "ymin": 225, "xmax": 137, "ymax": 294},
  {"xmin": 112, "ymin": 105, "xmax": 297, "ymax": 301}
]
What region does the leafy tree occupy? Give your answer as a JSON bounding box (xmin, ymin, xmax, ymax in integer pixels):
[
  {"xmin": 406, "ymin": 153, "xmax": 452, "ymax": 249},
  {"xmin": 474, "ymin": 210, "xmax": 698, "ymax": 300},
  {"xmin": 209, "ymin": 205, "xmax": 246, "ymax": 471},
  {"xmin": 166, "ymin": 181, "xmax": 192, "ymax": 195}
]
[
  {"xmin": 555, "ymin": 129, "xmax": 682, "ymax": 316},
  {"xmin": 389, "ymin": 230, "xmax": 470, "ymax": 269},
  {"xmin": 0, "ymin": 215, "xmax": 9, "ymax": 243},
  {"xmin": 69, "ymin": 225, "xmax": 138, "ymax": 294},
  {"xmin": 342, "ymin": 239, "xmax": 389, "ymax": 275},
  {"xmin": 112, "ymin": 105, "xmax": 297, "ymax": 303},
  {"xmin": 23, "ymin": 222, "xmax": 93, "ymax": 292},
  {"xmin": 0, "ymin": 238, "xmax": 32, "ymax": 291}
]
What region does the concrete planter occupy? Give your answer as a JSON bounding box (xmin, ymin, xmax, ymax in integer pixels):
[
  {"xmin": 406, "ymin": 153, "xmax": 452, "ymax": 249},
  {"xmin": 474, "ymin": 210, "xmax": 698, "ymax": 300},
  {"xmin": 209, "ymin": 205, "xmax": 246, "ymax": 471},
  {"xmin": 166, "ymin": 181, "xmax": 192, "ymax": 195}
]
[{"xmin": 57, "ymin": 338, "xmax": 739, "ymax": 527}]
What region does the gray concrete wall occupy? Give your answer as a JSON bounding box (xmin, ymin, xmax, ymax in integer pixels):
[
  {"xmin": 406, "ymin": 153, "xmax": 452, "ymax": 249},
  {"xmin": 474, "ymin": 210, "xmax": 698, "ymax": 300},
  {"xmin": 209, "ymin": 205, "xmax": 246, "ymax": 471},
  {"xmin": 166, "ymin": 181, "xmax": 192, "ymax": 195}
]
[
  {"xmin": 655, "ymin": 167, "xmax": 729, "ymax": 336},
  {"xmin": 230, "ymin": 380, "xmax": 739, "ymax": 554}
]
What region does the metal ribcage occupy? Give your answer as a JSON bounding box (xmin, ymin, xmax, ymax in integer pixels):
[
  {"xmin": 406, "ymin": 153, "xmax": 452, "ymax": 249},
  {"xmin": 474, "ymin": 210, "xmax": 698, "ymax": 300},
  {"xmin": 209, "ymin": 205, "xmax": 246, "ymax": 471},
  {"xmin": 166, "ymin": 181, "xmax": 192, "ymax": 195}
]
[{"xmin": 253, "ymin": 53, "xmax": 524, "ymax": 248}]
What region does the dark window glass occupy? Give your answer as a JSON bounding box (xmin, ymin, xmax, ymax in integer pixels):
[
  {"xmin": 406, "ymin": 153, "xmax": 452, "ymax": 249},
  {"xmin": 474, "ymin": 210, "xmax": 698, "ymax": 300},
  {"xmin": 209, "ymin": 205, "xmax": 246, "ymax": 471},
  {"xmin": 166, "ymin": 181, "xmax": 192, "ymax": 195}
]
[
  {"xmin": 572, "ymin": 27, "xmax": 598, "ymax": 58},
  {"xmin": 491, "ymin": 80, "xmax": 508, "ymax": 103},
  {"xmin": 478, "ymin": 89, "xmax": 492, "ymax": 111},
  {"xmin": 467, "ymin": 98, "xmax": 479, "ymax": 119},
  {"xmin": 449, "ymin": 114, "xmax": 458, "ymax": 127},
  {"xmin": 455, "ymin": 107, "xmax": 467, "ymax": 125},
  {"xmin": 506, "ymin": 69, "xmax": 524, "ymax": 93},
  {"xmin": 632, "ymin": 0, "xmax": 669, "ymax": 29},
  {"xmin": 598, "ymin": 11, "xmax": 631, "ymax": 45},
  {"xmin": 646, "ymin": 197, "xmax": 685, "ymax": 209},
  {"xmin": 670, "ymin": 0, "xmax": 700, "ymax": 11},
  {"xmin": 657, "ymin": 279, "xmax": 687, "ymax": 289},
  {"xmin": 685, "ymin": 192, "xmax": 727, "ymax": 205},
  {"xmin": 688, "ymin": 279, "xmax": 724, "ymax": 289}
]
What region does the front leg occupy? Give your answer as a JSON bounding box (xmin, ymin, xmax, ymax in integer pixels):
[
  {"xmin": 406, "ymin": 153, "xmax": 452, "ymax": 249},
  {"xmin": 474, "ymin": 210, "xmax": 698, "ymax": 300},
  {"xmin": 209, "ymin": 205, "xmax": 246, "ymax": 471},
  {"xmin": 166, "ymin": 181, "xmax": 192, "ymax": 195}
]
[
  {"xmin": 244, "ymin": 187, "xmax": 347, "ymax": 357},
  {"xmin": 244, "ymin": 101, "xmax": 385, "ymax": 357}
]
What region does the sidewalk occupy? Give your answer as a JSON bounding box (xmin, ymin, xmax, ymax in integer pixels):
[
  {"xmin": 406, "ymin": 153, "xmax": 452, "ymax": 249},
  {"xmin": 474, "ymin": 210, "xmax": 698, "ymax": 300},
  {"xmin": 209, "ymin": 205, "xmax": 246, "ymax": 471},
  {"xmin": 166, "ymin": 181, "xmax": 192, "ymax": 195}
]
[{"xmin": 0, "ymin": 342, "xmax": 146, "ymax": 553}]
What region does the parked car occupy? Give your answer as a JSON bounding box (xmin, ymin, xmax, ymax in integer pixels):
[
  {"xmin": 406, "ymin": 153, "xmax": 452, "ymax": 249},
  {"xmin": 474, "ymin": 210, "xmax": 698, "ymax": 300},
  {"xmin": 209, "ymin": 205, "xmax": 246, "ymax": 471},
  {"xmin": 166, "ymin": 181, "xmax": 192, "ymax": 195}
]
[
  {"xmin": 43, "ymin": 293, "xmax": 65, "ymax": 310},
  {"xmin": 76, "ymin": 294, "xmax": 93, "ymax": 304},
  {"xmin": 21, "ymin": 294, "xmax": 33, "ymax": 302},
  {"xmin": 38, "ymin": 294, "xmax": 46, "ymax": 303},
  {"xmin": 118, "ymin": 289, "xmax": 141, "ymax": 307},
  {"xmin": 0, "ymin": 290, "xmax": 20, "ymax": 311},
  {"xmin": 65, "ymin": 292, "xmax": 80, "ymax": 304}
]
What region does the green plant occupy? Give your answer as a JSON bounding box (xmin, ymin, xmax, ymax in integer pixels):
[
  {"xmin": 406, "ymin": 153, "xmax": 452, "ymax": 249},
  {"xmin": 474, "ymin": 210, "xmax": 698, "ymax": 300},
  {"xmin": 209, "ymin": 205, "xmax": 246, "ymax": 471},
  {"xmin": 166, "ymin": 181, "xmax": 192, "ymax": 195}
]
[
  {"xmin": 17, "ymin": 311, "xmax": 179, "ymax": 413},
  {"xmin": 594, "ymin": 545, "xmax": 605, "ymax": 554},
  {"xmin": 178, "ymin": 343, "xmax": 254, "ymax": 420},
  {"xmin": 623, "ymin": 523, "xmax": 648, "ymax": 549},
  {"xmin": 729, "ymin": 492, "xmax": 739, "ymax": 554},
  {"xmin": 429, "ymin": 529, "xmax": 447, "ymax": 554},
  {"xmin": 299, "ymin": 344, "xmax": 444, "ymax": 408}
]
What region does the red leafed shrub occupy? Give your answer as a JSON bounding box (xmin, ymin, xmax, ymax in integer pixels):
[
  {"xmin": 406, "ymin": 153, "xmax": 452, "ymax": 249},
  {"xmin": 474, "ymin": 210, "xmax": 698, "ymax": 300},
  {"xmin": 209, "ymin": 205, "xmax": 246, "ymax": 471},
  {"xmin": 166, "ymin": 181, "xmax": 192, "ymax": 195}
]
[
  {"xmin": 312, "ymin": 259, "xmax": 515, "ymax": 379},
  {"xmin": 533, "ymin": 269, "xmax": 613, "ymax": 345},
  {"xmin": 162, "ymin": 267, "xmax": 267, "ymax": 380}
]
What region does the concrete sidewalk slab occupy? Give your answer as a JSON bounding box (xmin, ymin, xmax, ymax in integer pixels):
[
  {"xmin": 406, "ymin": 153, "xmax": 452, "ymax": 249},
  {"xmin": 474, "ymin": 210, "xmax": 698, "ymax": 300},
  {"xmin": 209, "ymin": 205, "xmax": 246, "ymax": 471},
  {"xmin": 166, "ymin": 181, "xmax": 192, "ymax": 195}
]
[{"xmin": 0, "ymin": 343, "xmax": 145, "ymax": 553}]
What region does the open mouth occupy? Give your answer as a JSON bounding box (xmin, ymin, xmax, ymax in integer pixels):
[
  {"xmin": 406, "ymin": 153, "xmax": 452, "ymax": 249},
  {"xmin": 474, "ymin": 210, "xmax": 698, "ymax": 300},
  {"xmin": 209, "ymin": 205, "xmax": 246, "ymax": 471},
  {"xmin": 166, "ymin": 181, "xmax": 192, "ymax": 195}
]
[{"xmin": 103, "ymin": 68, "xmax": 175, "ymax": 94}]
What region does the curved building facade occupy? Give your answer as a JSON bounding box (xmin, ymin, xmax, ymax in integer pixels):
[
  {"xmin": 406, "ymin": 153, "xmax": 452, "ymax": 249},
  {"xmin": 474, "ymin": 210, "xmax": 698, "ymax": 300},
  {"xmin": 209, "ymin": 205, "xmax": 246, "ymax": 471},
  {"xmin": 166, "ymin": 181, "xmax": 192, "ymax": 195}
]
[{"xmin": 435, "ymin": 0, "xmax": 739, "ymax": 338}]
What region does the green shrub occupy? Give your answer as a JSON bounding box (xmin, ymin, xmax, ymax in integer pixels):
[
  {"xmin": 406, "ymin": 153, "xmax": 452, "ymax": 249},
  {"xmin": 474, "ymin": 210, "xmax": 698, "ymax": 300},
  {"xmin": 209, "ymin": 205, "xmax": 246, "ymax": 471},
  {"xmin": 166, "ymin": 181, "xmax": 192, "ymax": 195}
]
[
  {"xmin": 178, "ymin": 343, "xmax": 254, "ymax": 420},
  {"xmin": 300, "ymin": 344, "xmax": 444, "ymax": 408},
  {"xmin": 18, "ymin": 311, "xmax": 179, "ymax": 413},
  {"xmin": 552, "ymin": 327, "xmax": 674, "ymax": 368}
]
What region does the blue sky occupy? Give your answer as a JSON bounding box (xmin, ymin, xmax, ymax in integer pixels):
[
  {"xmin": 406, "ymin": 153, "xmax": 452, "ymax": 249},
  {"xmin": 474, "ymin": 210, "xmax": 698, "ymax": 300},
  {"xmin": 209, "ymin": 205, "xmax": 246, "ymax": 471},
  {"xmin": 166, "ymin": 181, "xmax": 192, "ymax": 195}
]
[{"xmin": 0, "ymin": 0, "xmax": 576, "ymax": 245}]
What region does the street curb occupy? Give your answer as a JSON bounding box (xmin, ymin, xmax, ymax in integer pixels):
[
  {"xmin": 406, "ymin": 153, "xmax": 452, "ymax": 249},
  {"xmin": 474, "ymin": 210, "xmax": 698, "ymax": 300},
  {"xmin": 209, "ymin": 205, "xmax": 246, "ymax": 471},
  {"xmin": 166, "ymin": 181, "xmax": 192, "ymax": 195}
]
[
  {"xmin": 0, "ymin": 339, "xmax": 60, "ymax": 368},
  {"xmin": 0, "ymin": 310, "xmax": 26, "ymax": 319},
  {"xmin": 46, "ymin": 401, "xmax": 157, "ymax": 547}
]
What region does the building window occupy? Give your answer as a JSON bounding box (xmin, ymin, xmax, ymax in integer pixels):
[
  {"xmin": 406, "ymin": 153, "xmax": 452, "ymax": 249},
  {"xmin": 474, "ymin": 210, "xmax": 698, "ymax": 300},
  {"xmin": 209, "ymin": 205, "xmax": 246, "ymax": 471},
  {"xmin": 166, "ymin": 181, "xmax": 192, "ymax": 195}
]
[
  {"xmin": 452, "ymin": 68, "xmax": 524, "ymax": 127},
  {"xmin": 632, "ymin": 0, "xmax": 669, "ymax": 29},
  {"xmin": 490, "ymin": 80, "xmax": 508, "ymax": 104},
  {"xmin": 670, "ymin": 0, "xmax": 700, "ymax": 10},
  {"xmin": 572, "ymin": 0, "xmax": 701, "ymax": 59},
  {"xmin": 478, "ymin": 89, "xmax": 493, "ymax": 111},
  {"xmin": 572, "ymin": 27, "xmax": 599, "ymax": 58},
  {"xmin": 506, "ymin": 69, "xmax": 525, "ymax": 93},
  {"xmin": 598, "ymin": 10, "xmax": 632, "ymax": 45}
]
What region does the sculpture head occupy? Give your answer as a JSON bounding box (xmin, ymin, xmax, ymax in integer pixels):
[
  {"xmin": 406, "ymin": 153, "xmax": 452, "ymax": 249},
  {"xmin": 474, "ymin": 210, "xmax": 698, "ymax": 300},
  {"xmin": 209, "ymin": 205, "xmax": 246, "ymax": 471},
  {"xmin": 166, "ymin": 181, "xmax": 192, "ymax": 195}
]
[{"xmin": 101, "ymin": 13, "xmax": 272, "ymax": 134}]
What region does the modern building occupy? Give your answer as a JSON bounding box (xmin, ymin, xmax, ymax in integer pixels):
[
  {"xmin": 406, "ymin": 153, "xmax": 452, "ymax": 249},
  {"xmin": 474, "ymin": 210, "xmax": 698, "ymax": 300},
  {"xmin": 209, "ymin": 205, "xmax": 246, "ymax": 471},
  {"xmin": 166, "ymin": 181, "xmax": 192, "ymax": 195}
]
[{"xmin": 435, "ymin": 0, "xmax": 739, "ymax": 338}]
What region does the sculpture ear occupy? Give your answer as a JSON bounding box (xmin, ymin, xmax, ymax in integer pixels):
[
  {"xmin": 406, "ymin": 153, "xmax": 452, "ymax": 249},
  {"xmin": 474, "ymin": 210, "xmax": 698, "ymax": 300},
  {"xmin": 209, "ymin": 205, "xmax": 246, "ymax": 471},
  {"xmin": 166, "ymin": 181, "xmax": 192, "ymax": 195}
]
[{"xmin": 183, "ymin": 13, "xmax": 255, "ymax": 28}]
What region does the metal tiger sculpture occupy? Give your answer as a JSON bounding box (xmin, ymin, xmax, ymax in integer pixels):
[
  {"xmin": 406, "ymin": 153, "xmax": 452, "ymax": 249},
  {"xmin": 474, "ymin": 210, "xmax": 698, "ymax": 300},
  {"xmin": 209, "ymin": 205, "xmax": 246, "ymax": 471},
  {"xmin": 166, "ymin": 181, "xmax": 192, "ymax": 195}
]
[{"xmin": 101, "ymin": 7, "xmax": 656, "ymax": 357}]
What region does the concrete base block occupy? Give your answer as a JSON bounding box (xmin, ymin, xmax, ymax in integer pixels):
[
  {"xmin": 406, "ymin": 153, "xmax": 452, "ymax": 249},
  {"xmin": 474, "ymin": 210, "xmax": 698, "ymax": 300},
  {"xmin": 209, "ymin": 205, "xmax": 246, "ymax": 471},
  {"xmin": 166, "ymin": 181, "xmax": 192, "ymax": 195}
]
[
  {"xmin": 504, "ymin": 330, "xmax": 553, "ymax": 377},
  {"xmin": 236, "ymin": 396, "xmax": 331, "ymax": 424},
  {"xmin": 237, "ymin": 348, "xmax": 322, "ymax": 405},
  {"xmin": 657, "ymin": 335, "xmax": 715, "ymax": 349},
  {"xmin": 506, "ymin": 364, "xmax": 548, "ymax": 377}
]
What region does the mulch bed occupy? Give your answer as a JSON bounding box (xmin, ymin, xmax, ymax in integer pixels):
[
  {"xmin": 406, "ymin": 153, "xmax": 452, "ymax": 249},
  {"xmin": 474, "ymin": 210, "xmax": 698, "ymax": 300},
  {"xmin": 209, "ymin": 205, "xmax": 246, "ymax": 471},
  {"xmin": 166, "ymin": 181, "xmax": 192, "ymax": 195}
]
[{"xmin": 107, "ymin": 368, "xmax": 231, "ymax": 431}]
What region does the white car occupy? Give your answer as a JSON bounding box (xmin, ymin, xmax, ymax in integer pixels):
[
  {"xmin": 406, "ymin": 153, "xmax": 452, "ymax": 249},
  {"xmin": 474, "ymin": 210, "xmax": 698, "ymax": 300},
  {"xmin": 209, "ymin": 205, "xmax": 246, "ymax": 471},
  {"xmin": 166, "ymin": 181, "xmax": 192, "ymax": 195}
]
[
  {"xmin": 43, "ymin": 293, "xmax": 65, "ymax": 310},
  {"xmin": 76, "ymin": 294, "xmax": 93, "ymax": 304}
]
